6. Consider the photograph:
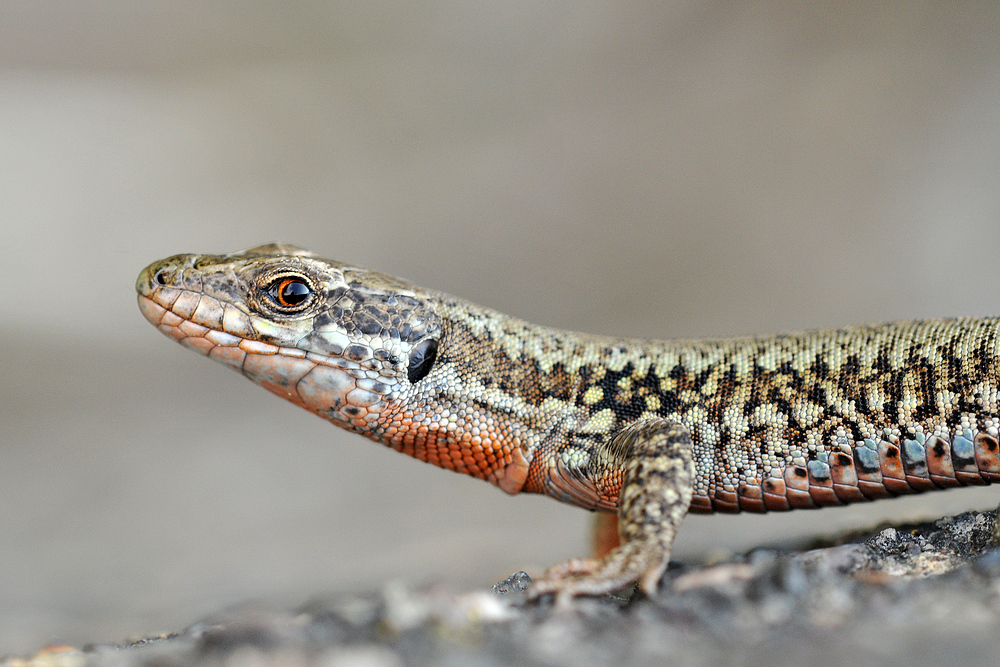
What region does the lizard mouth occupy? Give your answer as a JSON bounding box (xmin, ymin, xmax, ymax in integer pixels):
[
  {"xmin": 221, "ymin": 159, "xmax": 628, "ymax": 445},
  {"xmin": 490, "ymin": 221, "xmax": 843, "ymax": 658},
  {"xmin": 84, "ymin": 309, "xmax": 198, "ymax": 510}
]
[
  {"xmin": 137, "ymin": 293, "xmax": 292, "ymax": 361},
  {"xmin": 136, "ymin": 290, "xmax": 391, "ymax": 431}
]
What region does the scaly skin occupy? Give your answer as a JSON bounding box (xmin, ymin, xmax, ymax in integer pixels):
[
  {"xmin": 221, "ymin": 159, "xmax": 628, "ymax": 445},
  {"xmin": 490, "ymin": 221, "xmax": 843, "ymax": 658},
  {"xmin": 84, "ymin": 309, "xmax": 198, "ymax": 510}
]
[{"xmin": 136, "ymin": 244, "xmax": 1000, "ymax": 602}]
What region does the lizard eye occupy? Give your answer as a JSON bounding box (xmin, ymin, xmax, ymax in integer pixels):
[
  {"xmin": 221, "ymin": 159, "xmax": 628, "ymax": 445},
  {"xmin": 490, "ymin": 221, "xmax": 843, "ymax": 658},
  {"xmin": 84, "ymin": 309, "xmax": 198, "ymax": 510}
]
[
  {"xmin": 265, "ymin": 277, "xmax": 314, "ymax": 311},
  {"xmin": 407, "ymin": 338, "xmax": 438, "ymax": 384}
]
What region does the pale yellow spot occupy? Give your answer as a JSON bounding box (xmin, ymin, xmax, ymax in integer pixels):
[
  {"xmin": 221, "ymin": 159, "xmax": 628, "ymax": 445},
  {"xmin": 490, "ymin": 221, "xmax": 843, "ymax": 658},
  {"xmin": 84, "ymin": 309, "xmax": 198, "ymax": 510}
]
[
  {"xmin": 540, "ymin": 396, "xmax": 569, "ymax": 415},
  {"xmin": 607, "ymin": 355, "xmax": 629, "ymax": 372},
  {"xmin": 559, "ymin": 448, "xmax": 590, "ymax": 467},
  {"xmin": 645, "ymin": 395, "xmax": 661, "ymax": 411},
  {"xmin": 679, "ymin": 390, "xmax": 699, "ymax": 404},
  {"xmin": 618, "ymin": 376, "xmax": 633, "ymax": 390},
  {"xmin": 583, "ymin": 386, "xmax": 604, "ymax": 405},
  {"xmin": 581, "ymin": 408, "xmax": 614, "ymax": 433}
]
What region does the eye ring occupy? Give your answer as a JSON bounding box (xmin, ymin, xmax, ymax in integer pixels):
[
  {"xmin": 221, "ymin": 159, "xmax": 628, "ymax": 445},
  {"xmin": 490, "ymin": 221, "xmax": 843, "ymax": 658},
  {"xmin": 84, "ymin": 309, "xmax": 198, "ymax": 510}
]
[{"xmin": 265, "ymin": 276, "xmax": 314, "ymax": 311}]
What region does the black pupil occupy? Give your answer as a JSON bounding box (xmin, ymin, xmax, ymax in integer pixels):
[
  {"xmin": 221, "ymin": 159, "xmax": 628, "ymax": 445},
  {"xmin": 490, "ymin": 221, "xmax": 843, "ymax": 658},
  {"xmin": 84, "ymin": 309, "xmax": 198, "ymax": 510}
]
[
  {"xmin": 279, "ymin": 280, "xmax": 310, "ymax": 306},
  {"xmin": 407, "ymin": 339, "xmax": 438, "ymax": 384}
]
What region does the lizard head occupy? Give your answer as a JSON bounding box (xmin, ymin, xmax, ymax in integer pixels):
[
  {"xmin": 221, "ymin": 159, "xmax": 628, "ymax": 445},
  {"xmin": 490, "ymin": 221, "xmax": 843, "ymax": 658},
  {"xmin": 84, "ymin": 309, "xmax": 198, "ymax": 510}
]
[
  {"xmin": 136, "ymin": 242, "xmax": 442, "ymax": 429},
  {"xmin": 136, "ymin": 243, "xmax": 532, "ymax": 493}
]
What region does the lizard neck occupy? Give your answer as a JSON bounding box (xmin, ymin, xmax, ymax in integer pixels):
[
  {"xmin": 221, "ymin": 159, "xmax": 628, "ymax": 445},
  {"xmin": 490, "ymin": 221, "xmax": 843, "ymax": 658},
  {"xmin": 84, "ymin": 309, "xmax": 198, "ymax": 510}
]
[{"xmin": 376, "ymin": 295, "xmax": 672, "ymax": 509}]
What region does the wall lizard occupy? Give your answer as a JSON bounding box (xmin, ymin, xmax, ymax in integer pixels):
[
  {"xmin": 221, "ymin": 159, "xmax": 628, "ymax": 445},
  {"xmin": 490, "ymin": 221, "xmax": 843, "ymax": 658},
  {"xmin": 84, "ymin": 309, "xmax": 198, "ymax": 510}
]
[{"xmin": 136, "ymin": 244, "xmax": 1000, "ymax": 603}]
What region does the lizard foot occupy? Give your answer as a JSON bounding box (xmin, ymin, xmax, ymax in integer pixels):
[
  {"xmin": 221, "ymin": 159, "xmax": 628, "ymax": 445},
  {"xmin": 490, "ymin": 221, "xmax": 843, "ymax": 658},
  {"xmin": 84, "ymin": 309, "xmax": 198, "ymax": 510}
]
[{"xmin": 526, "ymin": 540, "xmax": 669, "ymax": 605}]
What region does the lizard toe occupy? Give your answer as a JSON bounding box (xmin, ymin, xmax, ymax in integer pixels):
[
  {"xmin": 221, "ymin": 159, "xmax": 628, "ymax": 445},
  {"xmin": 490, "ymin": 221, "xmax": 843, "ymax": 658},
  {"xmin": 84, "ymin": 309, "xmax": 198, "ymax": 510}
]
[{"xmin": 526, "ymin": 542, "xmax": 667, "ymax": 601}]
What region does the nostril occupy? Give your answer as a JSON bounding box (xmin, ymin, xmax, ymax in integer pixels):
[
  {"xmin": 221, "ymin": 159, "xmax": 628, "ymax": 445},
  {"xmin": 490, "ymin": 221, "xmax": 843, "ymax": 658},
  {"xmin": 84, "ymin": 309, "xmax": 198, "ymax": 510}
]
[{"xmin": 153, "ymin": 269, "xmax": 169, "ymax": 286}]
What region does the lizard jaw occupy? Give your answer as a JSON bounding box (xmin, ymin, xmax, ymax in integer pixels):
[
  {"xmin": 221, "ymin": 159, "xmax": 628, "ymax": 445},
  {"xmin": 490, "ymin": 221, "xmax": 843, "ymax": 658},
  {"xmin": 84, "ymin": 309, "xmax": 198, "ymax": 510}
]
[{"xmin": 136, "ymin": 293, "xmax": 391, "ymax": 432}]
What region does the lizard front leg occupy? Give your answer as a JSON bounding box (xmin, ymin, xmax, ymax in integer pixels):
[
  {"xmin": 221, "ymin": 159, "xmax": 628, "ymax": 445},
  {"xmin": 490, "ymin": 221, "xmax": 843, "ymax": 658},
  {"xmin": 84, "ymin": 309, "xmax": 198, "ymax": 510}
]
[{"xmin": 528, "ymin": 418, "xmax": 695, "ymax": 603}]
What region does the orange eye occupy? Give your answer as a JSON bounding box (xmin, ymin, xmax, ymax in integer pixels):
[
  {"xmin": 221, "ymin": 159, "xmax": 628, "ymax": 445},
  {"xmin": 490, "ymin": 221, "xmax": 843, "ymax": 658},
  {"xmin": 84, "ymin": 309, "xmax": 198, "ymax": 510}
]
[{"xmin": 273, "ymin": 278, "xmax": 311, "ymax": 307}]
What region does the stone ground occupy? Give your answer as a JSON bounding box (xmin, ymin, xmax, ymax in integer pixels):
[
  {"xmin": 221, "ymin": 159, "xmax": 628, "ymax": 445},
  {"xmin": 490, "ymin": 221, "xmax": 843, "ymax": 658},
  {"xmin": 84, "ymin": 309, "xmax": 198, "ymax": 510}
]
[{"xmin": 7, "ymin": 510, "xmax": 1000, "ymax": 667}]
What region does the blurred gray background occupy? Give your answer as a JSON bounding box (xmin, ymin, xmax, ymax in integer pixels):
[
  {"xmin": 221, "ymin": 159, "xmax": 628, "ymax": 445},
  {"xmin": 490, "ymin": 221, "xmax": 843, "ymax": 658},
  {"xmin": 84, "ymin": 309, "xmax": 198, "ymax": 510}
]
[{"xmin": 1, "ymin": 0, "xmax": 999, "ymax": 654}]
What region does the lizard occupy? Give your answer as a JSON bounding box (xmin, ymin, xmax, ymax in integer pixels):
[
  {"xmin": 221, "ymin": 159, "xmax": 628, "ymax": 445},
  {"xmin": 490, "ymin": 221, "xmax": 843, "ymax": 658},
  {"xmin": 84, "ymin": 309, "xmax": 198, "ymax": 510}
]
[{"xmin": 135, "ymin": 243, "xmax": 1000, "ymax": 603}]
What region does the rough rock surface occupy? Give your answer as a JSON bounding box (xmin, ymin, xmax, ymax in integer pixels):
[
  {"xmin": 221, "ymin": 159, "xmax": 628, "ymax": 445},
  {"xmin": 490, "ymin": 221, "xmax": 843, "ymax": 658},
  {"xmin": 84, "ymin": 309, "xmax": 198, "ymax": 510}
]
[{"xmin": 6, "ymin": 510, "xmax": 1000, "ymax": 667}]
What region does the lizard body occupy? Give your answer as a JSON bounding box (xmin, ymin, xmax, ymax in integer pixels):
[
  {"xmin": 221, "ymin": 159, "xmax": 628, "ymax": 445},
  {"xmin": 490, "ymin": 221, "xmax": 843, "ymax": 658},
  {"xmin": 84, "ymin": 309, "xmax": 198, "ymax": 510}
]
[{"xmin": 136, "ymin": 244, "xmax": 1000, "ymax": 600}]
